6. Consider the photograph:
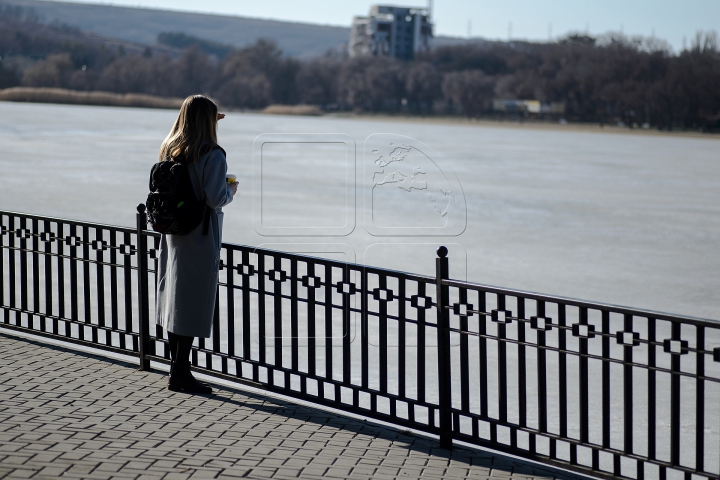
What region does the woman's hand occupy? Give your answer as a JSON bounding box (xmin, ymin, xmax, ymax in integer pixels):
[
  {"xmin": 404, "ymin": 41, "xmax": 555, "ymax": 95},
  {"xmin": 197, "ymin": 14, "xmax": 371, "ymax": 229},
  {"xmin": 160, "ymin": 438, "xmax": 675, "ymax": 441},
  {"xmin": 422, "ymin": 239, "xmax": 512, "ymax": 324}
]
[
  {"xmin": 217, "ymin": 113, "xmax": 226, "ymax": 121},
  {"xmin": 229, "ymin": 182, "xmax": 238, "ymax": 196}
]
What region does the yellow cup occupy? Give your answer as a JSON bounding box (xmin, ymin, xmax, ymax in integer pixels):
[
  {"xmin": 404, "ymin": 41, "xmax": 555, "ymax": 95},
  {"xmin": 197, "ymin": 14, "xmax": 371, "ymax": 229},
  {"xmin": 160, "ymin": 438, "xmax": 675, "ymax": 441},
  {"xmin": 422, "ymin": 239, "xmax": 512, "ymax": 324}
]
[{"xmin": 226, "ymin": 174, "xmax": 237, "ymax": 185}]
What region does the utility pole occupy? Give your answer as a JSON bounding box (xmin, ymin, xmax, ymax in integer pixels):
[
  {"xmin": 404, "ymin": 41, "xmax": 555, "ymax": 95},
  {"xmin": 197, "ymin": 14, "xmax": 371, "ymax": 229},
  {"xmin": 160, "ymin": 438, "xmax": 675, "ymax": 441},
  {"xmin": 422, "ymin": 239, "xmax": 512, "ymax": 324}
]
[
  {"xmin": 427, "ymin": 0, "xmax": 433, "ymax": 21},
  {"xmin": 548, "ymin": 22, "xmax": 552, "ymax": 41},
  {"xmin": 467, "ymin": 19, "xmax": 472, "ymax": 38},
  {"xmin": 508, "ymin": 21, "xmax": 512, "ymax": 41}
]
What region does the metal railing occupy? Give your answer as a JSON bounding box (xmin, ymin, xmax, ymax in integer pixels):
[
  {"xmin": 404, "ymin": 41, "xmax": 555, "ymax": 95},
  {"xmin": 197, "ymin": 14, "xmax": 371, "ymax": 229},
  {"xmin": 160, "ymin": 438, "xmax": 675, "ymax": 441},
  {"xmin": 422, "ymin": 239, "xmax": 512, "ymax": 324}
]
[{"xmin": 1, "ymin": 205, "xmax": 719, "ymax": 480}]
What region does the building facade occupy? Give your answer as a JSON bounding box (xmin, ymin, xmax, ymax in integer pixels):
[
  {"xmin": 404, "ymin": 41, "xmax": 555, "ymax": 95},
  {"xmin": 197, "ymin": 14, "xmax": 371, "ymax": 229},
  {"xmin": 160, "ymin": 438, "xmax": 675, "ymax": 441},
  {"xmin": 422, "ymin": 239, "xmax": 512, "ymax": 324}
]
[{"xmin": 349, "ymin": 5, "xmax": 432, "ymax": 60}]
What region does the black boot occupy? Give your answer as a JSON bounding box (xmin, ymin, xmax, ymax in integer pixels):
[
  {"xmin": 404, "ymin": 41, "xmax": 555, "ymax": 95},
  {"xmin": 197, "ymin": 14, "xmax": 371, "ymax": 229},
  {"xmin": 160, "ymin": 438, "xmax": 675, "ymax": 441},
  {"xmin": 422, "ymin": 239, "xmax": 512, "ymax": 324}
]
[{"xmin": 168, "ymin": 334, "xmax": 212, "ymax": 394}]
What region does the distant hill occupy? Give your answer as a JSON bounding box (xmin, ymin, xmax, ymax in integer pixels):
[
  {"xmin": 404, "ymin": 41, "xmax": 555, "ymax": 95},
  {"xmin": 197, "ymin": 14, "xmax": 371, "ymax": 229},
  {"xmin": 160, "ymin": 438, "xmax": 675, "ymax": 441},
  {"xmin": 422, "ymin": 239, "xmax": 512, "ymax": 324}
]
[
  {"xmin": 4, "ymin": 0, "xmax": 486, "ymax": 57},
  {"xmin": 4, "ymin": 0, "xmax": 350, "ymax": 57}
]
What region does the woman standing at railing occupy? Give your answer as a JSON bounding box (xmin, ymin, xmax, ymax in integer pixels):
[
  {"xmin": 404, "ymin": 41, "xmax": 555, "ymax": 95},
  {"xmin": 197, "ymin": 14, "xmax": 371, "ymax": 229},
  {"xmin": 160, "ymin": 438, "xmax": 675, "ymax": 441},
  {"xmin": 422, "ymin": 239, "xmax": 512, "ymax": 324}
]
[{"xmin": 155, "ymin": 95, "xmax": 238, "ymax": 394}]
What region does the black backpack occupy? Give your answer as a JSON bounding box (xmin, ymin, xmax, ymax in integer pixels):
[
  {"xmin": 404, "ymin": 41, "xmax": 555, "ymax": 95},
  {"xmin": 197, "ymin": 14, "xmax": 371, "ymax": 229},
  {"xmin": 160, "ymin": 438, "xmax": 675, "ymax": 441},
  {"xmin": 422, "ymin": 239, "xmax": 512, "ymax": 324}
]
[{"xmin": 146, "ymin": 145, "xmax": 223, "ymax": 235}]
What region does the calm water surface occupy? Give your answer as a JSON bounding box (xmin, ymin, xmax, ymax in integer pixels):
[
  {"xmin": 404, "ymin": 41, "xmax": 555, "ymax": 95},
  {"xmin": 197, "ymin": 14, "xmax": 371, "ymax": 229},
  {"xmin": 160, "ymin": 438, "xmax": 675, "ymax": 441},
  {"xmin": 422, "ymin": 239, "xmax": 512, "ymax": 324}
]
[{"xmin": 1, "ymin": 101, "xmax": 718, "ymax": 319}]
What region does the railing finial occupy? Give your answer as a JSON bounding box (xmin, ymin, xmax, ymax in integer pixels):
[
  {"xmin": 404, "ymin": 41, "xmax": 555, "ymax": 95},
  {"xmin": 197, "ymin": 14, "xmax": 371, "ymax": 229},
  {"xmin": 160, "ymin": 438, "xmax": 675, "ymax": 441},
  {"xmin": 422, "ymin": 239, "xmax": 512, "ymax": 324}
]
[
  {"xmin": 137, "ymin": 203, "xmax": 146, "ymax": 214},
  {"xmin": 437, "ymin": 245, "xmax": 448, "ymax": 258}
]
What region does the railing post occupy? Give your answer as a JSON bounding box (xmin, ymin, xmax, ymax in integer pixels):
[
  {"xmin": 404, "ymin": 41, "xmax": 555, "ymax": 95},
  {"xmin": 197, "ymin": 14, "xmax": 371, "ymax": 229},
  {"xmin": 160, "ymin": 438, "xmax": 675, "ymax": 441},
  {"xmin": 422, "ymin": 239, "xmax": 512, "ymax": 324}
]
[
  {"xmin": 136, "ymin": 204, "xmax": 151, "ymax": 371},
  {"xmin": 435, "ymin": 245, "xmax": 453, "ymax": 449}
]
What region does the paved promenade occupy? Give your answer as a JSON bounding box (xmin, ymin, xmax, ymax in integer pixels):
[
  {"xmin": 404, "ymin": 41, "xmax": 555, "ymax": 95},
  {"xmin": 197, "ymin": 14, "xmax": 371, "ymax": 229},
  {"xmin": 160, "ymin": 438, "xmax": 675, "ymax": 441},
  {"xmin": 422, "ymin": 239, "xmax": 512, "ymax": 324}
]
[{"xmin": 0, "ymin": 332, "xmax": 587, "ymax": 480}]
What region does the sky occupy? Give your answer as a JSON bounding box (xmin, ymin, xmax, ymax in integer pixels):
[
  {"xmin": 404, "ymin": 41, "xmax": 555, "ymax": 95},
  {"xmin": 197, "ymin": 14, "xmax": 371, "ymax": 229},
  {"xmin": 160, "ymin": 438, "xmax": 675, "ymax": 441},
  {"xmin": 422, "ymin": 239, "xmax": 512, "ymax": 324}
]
[{"xmin": 49, "ymin": 0, "xmax": 719, "ymax": 52}]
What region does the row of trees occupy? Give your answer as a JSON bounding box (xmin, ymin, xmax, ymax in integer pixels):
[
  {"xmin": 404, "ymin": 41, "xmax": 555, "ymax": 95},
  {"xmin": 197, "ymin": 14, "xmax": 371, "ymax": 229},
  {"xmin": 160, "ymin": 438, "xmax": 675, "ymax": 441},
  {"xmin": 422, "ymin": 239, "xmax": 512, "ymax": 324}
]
[{"xmin": 1, "ymin": 4, "xmax": 719, "ymax": 130}]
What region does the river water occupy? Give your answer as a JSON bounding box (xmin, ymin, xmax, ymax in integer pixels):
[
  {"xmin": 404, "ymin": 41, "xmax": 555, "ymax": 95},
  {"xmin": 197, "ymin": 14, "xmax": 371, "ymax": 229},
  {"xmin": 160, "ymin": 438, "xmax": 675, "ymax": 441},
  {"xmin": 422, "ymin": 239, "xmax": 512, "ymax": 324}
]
[
  {"xmin": 1, "ymin": 101, "xmax": 718, "ymax": 319},
  {"xmin": 1, "ymin": 101, "xmax": 720, "ymax": 475}
]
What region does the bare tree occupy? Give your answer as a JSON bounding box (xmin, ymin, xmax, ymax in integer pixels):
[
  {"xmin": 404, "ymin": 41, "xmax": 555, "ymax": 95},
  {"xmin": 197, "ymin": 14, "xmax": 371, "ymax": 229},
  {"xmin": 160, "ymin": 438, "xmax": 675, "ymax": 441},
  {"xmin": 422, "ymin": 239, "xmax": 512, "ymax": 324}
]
[
  {"xmin": 442, "ymin": 70, "xmax": 495, "ymax": 117},
  {"xmin": 296, "ymin": 59, "xmax": 341, "ymax": 106},
  {"xmin": 22, "ymin": 53, "xmax": 74, "ymax": 88},
  {"xmin": 405, "ymin": 62, "xmax": 441, "ymax": 114}
]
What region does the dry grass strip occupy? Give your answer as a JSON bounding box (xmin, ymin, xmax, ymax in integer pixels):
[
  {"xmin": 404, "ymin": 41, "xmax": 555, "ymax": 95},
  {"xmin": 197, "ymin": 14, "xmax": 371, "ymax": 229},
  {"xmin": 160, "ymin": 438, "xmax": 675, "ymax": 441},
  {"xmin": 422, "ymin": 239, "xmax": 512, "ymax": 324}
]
[
  {"xmin": 0, "ymin": 87, "xmax": 184, "ymax": 109},
  {"xmin": 261, "ymin": 104, "xmax": 324, "ymax": 116}
]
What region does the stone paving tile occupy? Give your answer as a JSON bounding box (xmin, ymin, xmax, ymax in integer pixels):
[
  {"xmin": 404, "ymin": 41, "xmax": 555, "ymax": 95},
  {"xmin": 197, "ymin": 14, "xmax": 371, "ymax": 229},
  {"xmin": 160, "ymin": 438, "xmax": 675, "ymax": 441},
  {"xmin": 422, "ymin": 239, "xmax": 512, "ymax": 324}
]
[{"xmin": 0, "ymin": 332, "xmax": 590, "ymax": 480}]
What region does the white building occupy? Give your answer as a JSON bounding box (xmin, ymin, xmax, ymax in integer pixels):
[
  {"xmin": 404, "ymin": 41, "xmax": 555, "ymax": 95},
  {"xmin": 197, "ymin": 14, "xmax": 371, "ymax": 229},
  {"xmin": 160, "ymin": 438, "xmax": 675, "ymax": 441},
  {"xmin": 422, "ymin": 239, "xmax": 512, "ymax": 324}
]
[{"xmin": 349, "ymin": 5, "xmax": 433, "ymax": 60}]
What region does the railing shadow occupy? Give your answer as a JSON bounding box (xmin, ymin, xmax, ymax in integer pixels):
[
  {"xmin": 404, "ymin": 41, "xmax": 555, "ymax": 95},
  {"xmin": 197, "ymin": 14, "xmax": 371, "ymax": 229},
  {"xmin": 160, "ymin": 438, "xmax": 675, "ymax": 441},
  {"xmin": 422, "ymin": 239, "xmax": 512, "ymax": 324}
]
[{"xmin": 1, "ymin": 329, "xmax": 588, "ymax": 480}]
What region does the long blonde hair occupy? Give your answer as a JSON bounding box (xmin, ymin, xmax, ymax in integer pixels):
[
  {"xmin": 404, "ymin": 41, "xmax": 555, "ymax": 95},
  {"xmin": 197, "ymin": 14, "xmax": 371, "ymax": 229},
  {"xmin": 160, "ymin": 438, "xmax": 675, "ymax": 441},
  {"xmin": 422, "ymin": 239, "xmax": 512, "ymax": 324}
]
[{"xmin": 159, "ymin": 95, "xmax": 218, "ymax": 163}]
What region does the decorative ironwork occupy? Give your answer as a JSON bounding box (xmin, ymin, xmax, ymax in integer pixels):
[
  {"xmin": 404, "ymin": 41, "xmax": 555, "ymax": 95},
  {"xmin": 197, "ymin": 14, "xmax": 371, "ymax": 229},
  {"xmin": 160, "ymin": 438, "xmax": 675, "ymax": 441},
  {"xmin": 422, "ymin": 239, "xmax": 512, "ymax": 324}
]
[
  {"xmin": 616, "ymin": 330, "xmax": 640, "ymax": 346},
  {"xmin": 300, "ymin": 274, "xmax": 321, "ymax": 288},
  {"xmin": 410, "ymin": 294, "xmax": 432, "ymax": 309},
  {"xmin": 335, "ymin": 280, "xmax": 357, "ymax": 295},
  {"xmin": 490, "ymin": 308, "xmax": 511, "ymax": 323},
  {"xmin": 1, "ymin": 207, "xmax": 719, "ymax": 480},
  {"xmin": 530, "ymin": 315, "xmax": 552, "ymax": 330},
  {"xmin": 237, "ymin": 263, "xmax": 256, "ymax": 277},
  {"xmin": 663, "ymin": 338, "xmax": 689, "ymax": 355},
  {"xmin": 372, "ymin": 287, "xmax": 394, "ymax": 302},
  {"xmin": 65, "ymin": 235, "xmax": 81, "ymax": 247},
  {"xmin": 571, "ymin": 322, "xmax": 596, "ymax": 338},
  {"xmin": 268, "ymin": 269, "xmax": 287, "ymax": 282},
  {"xmin": 91, "ymin": 239, "xmax": 108, "ymax": 251}
]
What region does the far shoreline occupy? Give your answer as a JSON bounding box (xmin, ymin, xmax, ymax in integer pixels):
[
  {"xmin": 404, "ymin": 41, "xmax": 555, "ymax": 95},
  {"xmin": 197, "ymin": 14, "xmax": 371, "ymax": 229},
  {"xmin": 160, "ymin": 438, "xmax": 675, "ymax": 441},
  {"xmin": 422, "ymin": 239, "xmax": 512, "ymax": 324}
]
[
  {"xmin": 324, "ymin": 112, "xmax": 720, "ymax": 140},
  {"xmin": 1, "ymin": 87, "xmax": 717, "ymax": 140}
]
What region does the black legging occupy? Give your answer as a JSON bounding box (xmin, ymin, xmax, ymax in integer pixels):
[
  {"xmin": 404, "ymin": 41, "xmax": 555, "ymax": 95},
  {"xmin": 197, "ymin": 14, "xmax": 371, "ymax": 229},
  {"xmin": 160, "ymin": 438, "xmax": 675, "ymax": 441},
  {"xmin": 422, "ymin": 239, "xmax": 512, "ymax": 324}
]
[
  {"xmin": 166, "ymin": 331, "xmax": 212, "ymax": 392},
  {"xmin": 167, "ymin": 331, "xmax": 193, "ymax": 369}
]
